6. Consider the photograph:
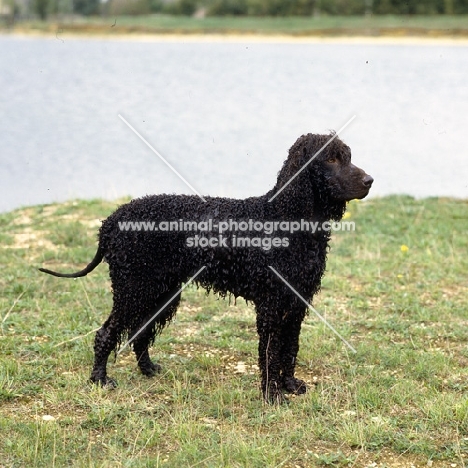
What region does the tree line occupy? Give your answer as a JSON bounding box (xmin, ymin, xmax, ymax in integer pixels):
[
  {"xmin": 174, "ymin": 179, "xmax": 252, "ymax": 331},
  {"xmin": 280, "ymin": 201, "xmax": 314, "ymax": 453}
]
[{"xmin": 27, "ymin": 0, "xmax": 468, "ymax": 21}]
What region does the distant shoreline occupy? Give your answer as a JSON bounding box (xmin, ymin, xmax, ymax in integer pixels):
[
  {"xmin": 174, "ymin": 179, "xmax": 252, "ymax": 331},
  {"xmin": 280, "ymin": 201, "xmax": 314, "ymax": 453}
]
[
  {"xmin": 4, "ymin": 29, "xmax": 468, "ymax": 45},
  {"xmin": 3, "ymin": 14, "xmax": 468, "ymax": 44}
]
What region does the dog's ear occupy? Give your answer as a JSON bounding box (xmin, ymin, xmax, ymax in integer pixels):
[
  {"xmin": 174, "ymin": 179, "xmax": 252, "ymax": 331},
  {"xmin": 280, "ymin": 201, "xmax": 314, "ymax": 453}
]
[
  {"xmin": 272, "ymin": 134, "xmax": 317, "ymax": 218},
  {"xmin": 271, "ymin": 133, "xmax": 348, "ymax": 220}
]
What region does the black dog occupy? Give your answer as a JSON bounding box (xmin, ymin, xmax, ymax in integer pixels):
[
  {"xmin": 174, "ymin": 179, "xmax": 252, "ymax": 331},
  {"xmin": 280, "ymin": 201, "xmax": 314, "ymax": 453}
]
[{"xmin": 40, "ymin": 133, "xmax": 373, "ymax": 403}]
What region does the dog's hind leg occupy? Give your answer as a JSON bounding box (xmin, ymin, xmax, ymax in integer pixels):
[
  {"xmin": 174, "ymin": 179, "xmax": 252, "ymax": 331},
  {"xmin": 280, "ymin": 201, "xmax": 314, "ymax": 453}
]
[
  {"xmin": 90, "ymin": 283, "xmax": 151, "ymax": 387},
  {"xmin": 131, "ymin": 287, "xmax": 181, "ymax": 377},
  {"xmin": 132, "ymin": 329, "xmax": 162, "ymax": 377},
  {"xmin": 90, "ymin": 313, "xmax": 120, "ymax": 388}
]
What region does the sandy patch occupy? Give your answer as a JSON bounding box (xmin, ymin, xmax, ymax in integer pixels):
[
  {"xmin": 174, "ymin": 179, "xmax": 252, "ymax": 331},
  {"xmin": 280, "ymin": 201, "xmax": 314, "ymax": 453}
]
[
  {"xmin": 5, "ymin": 30, "xmax": 468, "ymax": 46},
  {"xmin": 11, "ymin": 213, "xmax": 33, "ymax": 226},
  {"xmin": 60, "ymin": 214, "xmax": 102, "ymax": 229},
  {"xmin": 6, "ymin": 228, "xmax": 57, "ymax": 251},
  {"xmin": 116, "ymin": 34, "xmax": 468, "ymax": 46}
]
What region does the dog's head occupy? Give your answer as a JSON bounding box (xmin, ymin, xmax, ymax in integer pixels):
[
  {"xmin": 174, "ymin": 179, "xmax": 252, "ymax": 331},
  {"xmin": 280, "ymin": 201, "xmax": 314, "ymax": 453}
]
[
  {"xmin": 307, "ymin": 134, "xmax": 373, "ymax": 202},
  {"xmin": 273, "ymin": 133, "xmax": 373, "ymax": 219}
]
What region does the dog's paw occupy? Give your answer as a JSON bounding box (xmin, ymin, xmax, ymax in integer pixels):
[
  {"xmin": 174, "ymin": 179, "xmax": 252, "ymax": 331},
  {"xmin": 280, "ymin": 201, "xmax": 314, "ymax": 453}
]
[
  {"xmin": 282, "ymin": 377, "xmax": 307, "ymax": 395},
  {"xmin": 140, "ymin": 361, "xmax": 162, "ymax": 377},
  {"xmin": 90, "ymin": 375, "xmax": 117, "ymax": 389},
  {"xmin": 263, "ymin": 383, "xmax": 288, "ymax": 405}
]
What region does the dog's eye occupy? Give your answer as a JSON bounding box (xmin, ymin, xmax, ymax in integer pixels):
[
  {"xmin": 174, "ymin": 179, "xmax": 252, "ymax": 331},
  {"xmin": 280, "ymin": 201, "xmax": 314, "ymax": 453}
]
[{"xmin": 327, "ymin": 157, "xmax": 337, "ymax": 164}]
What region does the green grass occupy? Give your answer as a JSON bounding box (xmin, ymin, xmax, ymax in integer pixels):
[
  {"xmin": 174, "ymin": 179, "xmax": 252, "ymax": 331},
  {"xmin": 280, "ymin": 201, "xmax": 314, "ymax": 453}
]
[
  {"xmin": 1, "ymin": 195, "xmax": 468, "ymax": 466},
  {"xmin": 9, "ymin": 14, "xmax": 468, "ymax": 37}
]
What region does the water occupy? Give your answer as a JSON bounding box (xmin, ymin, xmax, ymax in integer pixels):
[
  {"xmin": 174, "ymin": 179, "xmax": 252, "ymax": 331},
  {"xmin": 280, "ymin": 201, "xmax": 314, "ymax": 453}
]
[{"xmin": 1, "ymin": 35, "xmax": 467, "ymax": 213}]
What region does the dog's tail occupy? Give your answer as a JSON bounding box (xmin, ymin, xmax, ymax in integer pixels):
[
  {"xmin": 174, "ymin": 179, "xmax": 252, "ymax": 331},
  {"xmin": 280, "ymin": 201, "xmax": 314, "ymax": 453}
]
[{"xmin": 39, "ymin": 246, "xmax": 104, "ymax": 278}]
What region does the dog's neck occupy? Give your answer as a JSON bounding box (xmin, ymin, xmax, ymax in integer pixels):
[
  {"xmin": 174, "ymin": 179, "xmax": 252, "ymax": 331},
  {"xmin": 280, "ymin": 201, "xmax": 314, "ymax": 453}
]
[{"xmin": 263, "ymin": 187, "xmax": 347, "ymax": 223}]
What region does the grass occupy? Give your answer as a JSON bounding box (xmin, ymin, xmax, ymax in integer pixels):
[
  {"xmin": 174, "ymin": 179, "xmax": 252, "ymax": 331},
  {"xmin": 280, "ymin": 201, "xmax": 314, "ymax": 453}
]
[
  {"xmin": 7, "ymin": 14, "xmax": 468, "ymax": 38},
  {"xmin": 1, "ymin": 195, "xmax": 468, "ymax": 467}
]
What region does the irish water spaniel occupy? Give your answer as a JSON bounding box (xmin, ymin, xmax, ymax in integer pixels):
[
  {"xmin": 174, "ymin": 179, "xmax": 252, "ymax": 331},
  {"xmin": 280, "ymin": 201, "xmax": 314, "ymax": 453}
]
[{"xmin": 39, "ymin": 133, "xmax": 373, "ymax": 403}]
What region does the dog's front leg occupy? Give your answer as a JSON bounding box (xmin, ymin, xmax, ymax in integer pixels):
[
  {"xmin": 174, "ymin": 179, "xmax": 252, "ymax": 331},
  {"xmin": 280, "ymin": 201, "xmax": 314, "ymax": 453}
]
[
  {"xmin": 256, "ymin": 310, "xmax": 285, "ymax": 404},
  {"xmin": 279, "ymin": 310, "xmax": 307, "ymax": 395}
]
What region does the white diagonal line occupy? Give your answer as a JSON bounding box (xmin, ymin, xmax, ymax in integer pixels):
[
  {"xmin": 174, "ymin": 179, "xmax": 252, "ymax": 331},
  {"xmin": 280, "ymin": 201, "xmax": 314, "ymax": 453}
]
[
  {"xmin": 118, "ymin": 114, "xmax": 207, "ymax": 203},
  {"xmin": 117, "ymin": 266, "xmax": 206, "ymax": 355},
  {"xmin": 268, "ymin": 115, "xmax": 356, "ymax": 203},
  {"xmin": 268, "ymin": 266, "xmax": 357, "ymax": 353}
]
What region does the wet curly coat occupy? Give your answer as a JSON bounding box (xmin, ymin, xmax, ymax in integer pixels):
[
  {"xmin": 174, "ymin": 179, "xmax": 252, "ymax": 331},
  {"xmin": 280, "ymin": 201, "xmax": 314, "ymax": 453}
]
[{"xmin": 40, "ymin": 133, "xmax": 373, "ymax": 403}]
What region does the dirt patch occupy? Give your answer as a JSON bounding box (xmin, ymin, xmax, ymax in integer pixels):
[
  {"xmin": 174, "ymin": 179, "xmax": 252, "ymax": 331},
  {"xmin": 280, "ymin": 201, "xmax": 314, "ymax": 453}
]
[
  {"xmin": 11, "ymin": 211, "xmax": 34, "ymax": 226},
  {"xmin": 6, "ymin": 228, "xmax": 57, "ymax": 251}
]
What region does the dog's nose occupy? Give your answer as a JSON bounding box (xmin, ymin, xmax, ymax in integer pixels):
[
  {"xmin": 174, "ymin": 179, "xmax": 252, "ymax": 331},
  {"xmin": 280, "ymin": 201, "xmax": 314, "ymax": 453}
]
[{"xmin": 363, "ymin": 174, "xmax": 374, "ymax": 187}]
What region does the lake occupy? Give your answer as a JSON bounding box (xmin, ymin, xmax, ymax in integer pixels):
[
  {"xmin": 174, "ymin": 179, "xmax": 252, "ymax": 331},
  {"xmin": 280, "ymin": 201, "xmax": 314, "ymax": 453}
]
[{"xmin": 1, "ymin": 35, "xmax": 467, "ymax": 213}]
